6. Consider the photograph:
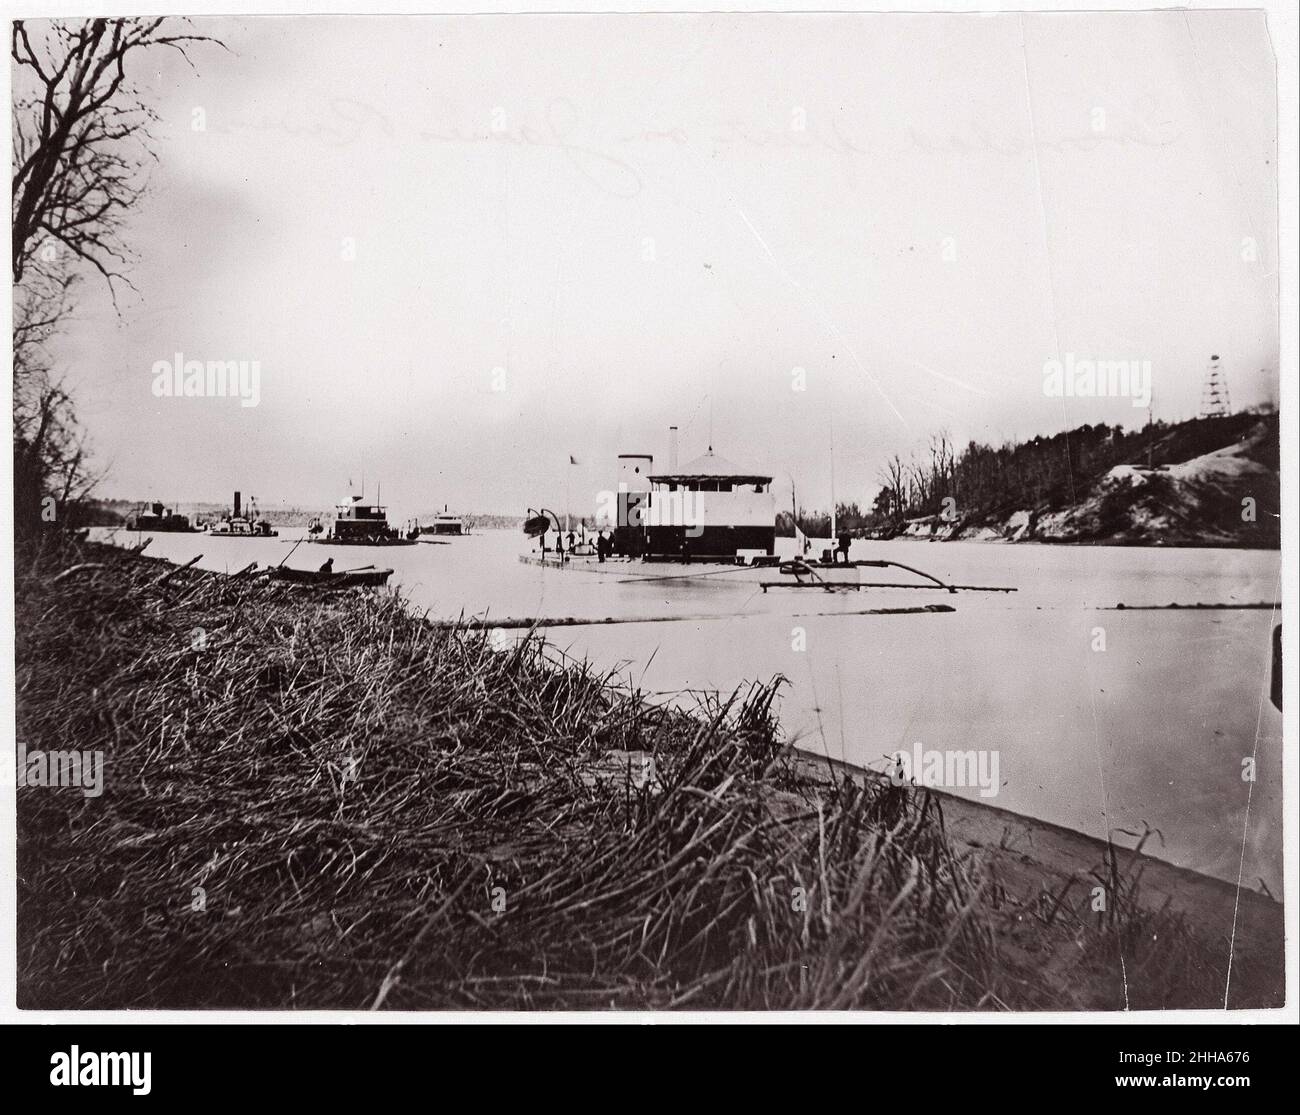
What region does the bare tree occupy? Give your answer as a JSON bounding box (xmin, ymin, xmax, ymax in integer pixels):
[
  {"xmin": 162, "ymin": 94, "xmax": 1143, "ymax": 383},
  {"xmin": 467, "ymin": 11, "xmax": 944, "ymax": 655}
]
[
  {"xmin": 11, "ymin": 18, "xmax": 220, "ymax": 538},
  {"xmin": 11, "ymin": 17, "xmax": 218, "ymax": 288},
  {"xmin": 878, "ymin": 453, "xmax": 908, "ymax": 523},
  {"xmin": 927, "ymin": 429, "xmax": 954, "ymax": 512},
  {"xmin": 12, "ymin": 287, "xmax": 104, "ymax": 531}
]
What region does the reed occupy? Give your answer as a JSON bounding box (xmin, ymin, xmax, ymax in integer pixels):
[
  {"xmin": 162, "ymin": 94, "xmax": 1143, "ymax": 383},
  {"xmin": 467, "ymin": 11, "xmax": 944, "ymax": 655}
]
[{"xmin": 14, "ymin": 537, "xmax": 1272, "ymax": 1009}]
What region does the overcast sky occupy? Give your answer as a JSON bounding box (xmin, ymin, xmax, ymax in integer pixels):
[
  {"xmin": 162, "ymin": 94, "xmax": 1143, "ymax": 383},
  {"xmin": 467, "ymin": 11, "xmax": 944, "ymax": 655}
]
[{"xmin": 43, "ymin": 10, "xmax": 1279, "ymax": 517}]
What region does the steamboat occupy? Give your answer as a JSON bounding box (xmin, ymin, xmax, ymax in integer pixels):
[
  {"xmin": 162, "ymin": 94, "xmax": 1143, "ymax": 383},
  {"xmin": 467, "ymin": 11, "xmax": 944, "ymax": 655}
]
[
  {"xmin": 207, "ymin": 491, "xmax": 278, "ymax": 537},
  {"xmin": 310, "ymin": 490, "xmax": 416, "ymax": 546}
]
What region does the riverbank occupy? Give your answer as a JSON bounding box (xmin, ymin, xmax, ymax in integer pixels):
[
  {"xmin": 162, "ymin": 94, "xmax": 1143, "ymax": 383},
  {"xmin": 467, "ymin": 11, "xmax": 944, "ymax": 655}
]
[
  {"xmin": 14, "ymin": 537, "xmax": 1283, "ymax": 1009},
  {"xmin": 797, "ymin": 414, "xmax": 1280, "ymax": 548}
]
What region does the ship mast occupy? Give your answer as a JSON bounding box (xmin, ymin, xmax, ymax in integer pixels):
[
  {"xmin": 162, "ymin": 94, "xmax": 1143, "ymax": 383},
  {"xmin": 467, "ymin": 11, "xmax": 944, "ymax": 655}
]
[{"xmin": 829, "ymin": 415, "xmax": 837, "ymax": 541}]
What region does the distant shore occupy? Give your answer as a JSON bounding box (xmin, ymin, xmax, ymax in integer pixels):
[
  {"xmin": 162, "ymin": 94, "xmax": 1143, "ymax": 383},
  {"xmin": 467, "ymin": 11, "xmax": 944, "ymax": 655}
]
[{"xmin": 787, "ymin": 413, "xmax": 1280, "ymax": 549}]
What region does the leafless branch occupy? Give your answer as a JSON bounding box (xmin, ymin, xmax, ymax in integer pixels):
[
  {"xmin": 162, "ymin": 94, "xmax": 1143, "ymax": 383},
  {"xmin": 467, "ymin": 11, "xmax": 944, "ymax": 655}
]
[{"xmin": 11, "ymin": 17, "xmax": 222, "ymax": 293}]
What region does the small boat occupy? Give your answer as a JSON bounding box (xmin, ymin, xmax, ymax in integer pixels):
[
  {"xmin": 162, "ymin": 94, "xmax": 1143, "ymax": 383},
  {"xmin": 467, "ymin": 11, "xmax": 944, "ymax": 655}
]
[{"xmin": 268, "ymin": 565, "xmax": 394, "ymax": 588}]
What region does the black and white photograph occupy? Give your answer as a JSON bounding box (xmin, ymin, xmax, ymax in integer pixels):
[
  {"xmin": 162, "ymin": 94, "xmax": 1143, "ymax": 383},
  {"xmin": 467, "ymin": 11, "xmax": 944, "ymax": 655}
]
[{"xmin": 4, "ymin": 0, "xmax": 1297, "ymax": 1051}]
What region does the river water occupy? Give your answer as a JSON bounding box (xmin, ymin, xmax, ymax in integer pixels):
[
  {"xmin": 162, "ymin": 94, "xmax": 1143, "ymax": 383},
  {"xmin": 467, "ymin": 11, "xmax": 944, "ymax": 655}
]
[{"xmin": 98, "ymin": 526, "xmax": 1283, "ymax": 893}]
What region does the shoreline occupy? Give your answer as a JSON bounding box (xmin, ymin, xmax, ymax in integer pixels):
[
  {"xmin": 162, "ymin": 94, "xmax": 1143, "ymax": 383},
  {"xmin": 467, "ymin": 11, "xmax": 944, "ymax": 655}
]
[
  {"xmin": 15, "ymin": 538, "xmax": 1284, "ymax": 1009},
  {"xmin": 83, "ymin": 535, "xmax": 1284, "ymax": 895},
  {"xmin": 798, "ymin": 753, "xmax": 1281, "ymax": 938},
  {"xmin": 777, "ymin": 531, "xmax": 1282, "ymax": 551}
]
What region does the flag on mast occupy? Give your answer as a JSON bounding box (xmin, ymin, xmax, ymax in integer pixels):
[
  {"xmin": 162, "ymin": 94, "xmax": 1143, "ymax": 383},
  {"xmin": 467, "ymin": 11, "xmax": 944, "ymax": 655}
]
[{"xmin": 565, "ymin": 455, "xmax": 580, "ymax": 531}]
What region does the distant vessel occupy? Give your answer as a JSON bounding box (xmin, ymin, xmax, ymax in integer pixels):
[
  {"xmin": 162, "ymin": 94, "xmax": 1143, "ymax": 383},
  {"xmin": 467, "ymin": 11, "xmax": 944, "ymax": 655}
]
[
  {"xmin": 419, "ymin": 505, "xmax": 465, "ymax": 536},
  {"xmin": 208, "ymin": 491, "xmax": 278, "ymax": 537},
  {"xmin": 313, "ymin": 491, "xmax": 415, "ymax": 545},
  {"xmin": 125, "ymin": 501, "xmax": 199, "ymax": 533}
]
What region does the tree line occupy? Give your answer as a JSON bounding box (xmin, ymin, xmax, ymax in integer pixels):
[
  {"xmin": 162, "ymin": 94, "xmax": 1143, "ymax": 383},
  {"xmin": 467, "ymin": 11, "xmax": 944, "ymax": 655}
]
[{"xmin": 778, "ymin": 407, "xmax": 1275, "ymax": 537}]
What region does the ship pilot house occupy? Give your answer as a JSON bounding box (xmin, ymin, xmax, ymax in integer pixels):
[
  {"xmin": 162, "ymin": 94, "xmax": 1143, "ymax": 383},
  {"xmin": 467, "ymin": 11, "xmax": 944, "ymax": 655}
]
[
  {"xmin": 330, "ymin": 494, "xmax": 401, "ymax": 543},
  {"xmin": 644, "ymin": 447, "xmax": 776, "ymax": 560}
]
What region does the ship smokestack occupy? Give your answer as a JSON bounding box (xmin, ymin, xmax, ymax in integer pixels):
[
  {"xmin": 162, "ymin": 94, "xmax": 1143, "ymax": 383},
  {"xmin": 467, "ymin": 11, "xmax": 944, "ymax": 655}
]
[
  {"xmin": 668, "ymin": 426, "xmax": 678, "ymax": 472},
  {"xmin": 233, "ymin": 490, "xmax": 242, "ymax": 518}
]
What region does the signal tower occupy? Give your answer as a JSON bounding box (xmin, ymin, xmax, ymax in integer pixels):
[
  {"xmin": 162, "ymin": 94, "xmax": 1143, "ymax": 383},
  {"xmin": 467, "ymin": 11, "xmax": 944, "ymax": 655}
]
[{"xmin": 1199, "ymin": 354, "xmax": 1231, "ymax": 419}]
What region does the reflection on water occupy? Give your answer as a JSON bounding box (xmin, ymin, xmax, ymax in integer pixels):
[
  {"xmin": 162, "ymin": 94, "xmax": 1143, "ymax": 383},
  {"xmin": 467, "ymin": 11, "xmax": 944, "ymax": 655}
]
[{"xmin": 98, "ymin": 526, "xmax": 1282, "ymax": 890}]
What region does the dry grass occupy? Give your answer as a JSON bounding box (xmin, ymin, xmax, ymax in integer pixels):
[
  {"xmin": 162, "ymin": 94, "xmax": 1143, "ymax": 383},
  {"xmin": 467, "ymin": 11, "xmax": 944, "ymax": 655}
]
[{"xmin": 14, "ymin": 537, "xmax": 1271, "ymax": 1010}]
